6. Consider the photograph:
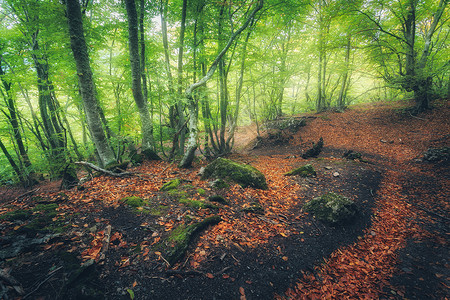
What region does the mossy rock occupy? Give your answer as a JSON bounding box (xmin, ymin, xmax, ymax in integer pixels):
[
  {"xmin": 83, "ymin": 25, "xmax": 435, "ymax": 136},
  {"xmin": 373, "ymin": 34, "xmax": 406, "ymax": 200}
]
[
  {"xmin": 142, "ymin": 148, "xmax": 161, "ymax": 161},
  {"xmin": 423, "ymin": 147, "xmax": 449, "ymax": 163},
  {"xmin": 202, "ymin": 158, "xmax": 268, "ymax": 190},
  {"xmin": 130, "ymin": 153, "xmax": 144, "ymax": 165},
  {"xmin": 303, "ymin": 192, "xmax": 357, "ymax": 225},
  {"xmin": 120, "ymin": 196, "xmax": 145, "ymax": 207},
  {"xmin": 208, "ymin": 195, "xmax": 230, "ymax": 205},
  {"xmin": 158, "ymin": 216, "xmax": 221, "ymax": 265},
  {"xmin": 179, "ymin": 198, "xmax": 218, "ymax": 209},
  {"xmin": 209, "ymin": 179, "xmax": 229, "ymax": 189},
  {"xmin": 196, "ymin": 188, "xmax": 206, "ymax": 195},
  {"xmin": 0, "ymin": 209, "xmax": 32, "ymax": 221},
  {"xmin": 285, "ymin": 164, "xmax": 316, "ymax": 177},
  {"xmin": 160, "ymin": 179, "xmax": 182, "ymax": 191},
  {"xmin": 240, "ymin": 202, "xmax": 264, "ymax": 214},
  {"xmin": 343, "ymin": 150, "xmax": 362, "ymax": 160}
]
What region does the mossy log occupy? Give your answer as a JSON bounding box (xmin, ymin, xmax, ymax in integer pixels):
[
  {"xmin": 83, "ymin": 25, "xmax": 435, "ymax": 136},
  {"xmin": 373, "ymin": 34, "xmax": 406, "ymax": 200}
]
[
  {"xmin": 163, "ymin": 216, "xmax": 221, "ymax": 265},
  {"xmin": 202, "ymin": 158, "xmax": 268, "ymax": 189}
]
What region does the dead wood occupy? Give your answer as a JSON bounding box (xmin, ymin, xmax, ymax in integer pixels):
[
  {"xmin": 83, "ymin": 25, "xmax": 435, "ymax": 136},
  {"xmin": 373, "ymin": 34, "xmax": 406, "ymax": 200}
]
[{"xmin": 75, "ymin": 161, "xmax": 134, "ymax": 177}]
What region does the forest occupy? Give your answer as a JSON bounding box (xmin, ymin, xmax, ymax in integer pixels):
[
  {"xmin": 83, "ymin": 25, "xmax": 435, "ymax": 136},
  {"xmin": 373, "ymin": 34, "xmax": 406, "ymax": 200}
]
[{"xmin": 0, "ymin": 0, "xmax": 449, "ymax": 299}]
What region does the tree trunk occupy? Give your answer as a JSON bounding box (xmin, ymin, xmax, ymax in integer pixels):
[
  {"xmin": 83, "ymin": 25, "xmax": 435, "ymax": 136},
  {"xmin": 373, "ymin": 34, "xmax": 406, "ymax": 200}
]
[
  {"xmin": 337, "ymin": 33, "xmax": 351, "ymax": 109},
  {"xmin": 124, "ymin": 0, "xmax": 159, "ymax": 159},
  {"xmin": 0, "ymin": 138, "xmax": 25, "ymax": 184},
  {"xmin": 65, "ymin": 0, "xmax": 116, "ymax": 167},
  {"xmin": 179, "ymin": 0, "xmax": 264, "ymax": 168}
]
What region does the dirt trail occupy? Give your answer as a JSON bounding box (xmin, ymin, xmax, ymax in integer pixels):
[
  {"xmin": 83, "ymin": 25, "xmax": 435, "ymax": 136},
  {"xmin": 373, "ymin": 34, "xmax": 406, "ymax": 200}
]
[{"xmin": 0, "ymin": 101, "xmax": 448, "ymax": 299}]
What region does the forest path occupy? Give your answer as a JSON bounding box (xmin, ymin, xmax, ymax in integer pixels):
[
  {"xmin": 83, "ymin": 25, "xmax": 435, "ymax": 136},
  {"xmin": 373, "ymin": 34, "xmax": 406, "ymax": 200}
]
[{"xmin": 0, "ymin": 100, "xmax": 448, "ymax": 299}]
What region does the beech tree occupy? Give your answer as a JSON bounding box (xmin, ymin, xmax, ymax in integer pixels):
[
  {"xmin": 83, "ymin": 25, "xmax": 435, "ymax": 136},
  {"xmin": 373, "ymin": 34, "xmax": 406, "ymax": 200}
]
[{"xmin": 65, "ymin": 0, "xmax": 116, "ymax": 167}]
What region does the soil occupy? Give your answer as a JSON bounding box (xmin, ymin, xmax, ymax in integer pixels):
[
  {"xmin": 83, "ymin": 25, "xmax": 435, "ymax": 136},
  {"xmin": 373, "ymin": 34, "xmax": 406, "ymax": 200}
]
[{"xmin": 0, "ymin": 100, "xmax": 448, "ymax": 299}]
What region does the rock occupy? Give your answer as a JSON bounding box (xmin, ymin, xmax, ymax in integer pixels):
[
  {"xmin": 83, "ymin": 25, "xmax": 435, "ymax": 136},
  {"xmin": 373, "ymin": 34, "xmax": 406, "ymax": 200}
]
[
  {"xmin": 120, "ymin": 196, "xmax": 145, "ymax": 207},
  {"xmin": 160, "ymin": 179, "xmax": 182, "ymax": 191},
  {"xmin": 209, "ymin": 179, "xmax": 229, "ymax": 189},
  {"xmin": 142, "ymin": 148, "xmax": 161, "ymax": 161},
  {"xmin": 303, "ymin": 192, "xmax": 357, "ymax": 225},
  {"xmin": 343, "ymin": 150, "xmax": 362, "ymax": 160},
  {"xmin": 302, "ymin": 137, "xmax": 324, "ymax": 159},
  {"xmin": 423, "ymin": 147, "xmax": 449, "ymax": 163},
  {"xmin": 240, "ymin": 202, "xmax": 264, "ymax": 215},
  {"xmin": 324, "ymin": 166, "xmax": 333, "ymax": 170},
  {"xmin": 285, "ymin": 164, "xmax": 316, "ymax": 177},
  {"xmin": 202, "ymin": 158, "xmax": 268, "ymax": 190},
  {"xmin": 208, "ymin": 195, "xmax": 230, "ymax": 205},
  {"xmin": 333, "ymin": 172, "xmax": 340, "ymax": 177}
]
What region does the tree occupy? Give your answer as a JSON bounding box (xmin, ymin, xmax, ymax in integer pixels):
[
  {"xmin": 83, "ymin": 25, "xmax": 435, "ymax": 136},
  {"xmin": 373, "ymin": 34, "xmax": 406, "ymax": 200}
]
[
  {"xmin": 179, "ymin": 0, "xmax": 264, "ymax": 168},
  {"xmin": 65, "ymin": 0, "xmax": 116, "ymax": 167},
  {"xmin": 358, "ymin": 0, "xmax": 448, "ymax": 111},
  {"xmin": 124, "ymin": 0, "xmax": 159, "ymax": 160}
]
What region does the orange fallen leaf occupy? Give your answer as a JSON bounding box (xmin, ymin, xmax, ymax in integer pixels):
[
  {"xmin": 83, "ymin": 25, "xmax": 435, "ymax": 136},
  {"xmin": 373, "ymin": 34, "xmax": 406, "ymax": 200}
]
[{"xmin": 206, "ymin": 273, "xmax": 214, "ymax": 279}]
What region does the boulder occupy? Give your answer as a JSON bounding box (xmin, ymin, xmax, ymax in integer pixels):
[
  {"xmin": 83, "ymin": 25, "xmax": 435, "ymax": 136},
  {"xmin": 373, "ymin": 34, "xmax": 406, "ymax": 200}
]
[
  {"xmin": 201, "ymin": 158, "xmax": 268, "ymax": 189},
  {"xmin": 285, "ymin": 164, "xmax": 316, "ymax": 177},
  {"xmin": 303, "ymin": 192, "xmax": 357, "ymax": 225}
]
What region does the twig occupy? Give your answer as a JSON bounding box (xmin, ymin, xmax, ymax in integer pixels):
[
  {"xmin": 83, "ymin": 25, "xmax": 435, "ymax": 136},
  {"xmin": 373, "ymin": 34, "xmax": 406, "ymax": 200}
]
[
  {"xmin": 311, "ymin": 218, "xmax": 323, "ymax": 235},
  {"xmin": 409, "ymin": 112, "xmax": 427, "ymax": 121},
  {"xmin": 0, "ymin": 269, "xmax": 25, "ymax": 295},
  {"xmin": 23, "ymin": 266, "xmax": 63, "ymax": 299},
  {"xmin": 165, "ymin": 269, "xmax": 203, "ymax": 277},
  {"xmin": 17, "ymin": 188, "xmax": 40, "ymax": 200},
  {"xmin": 212, "ymin": 266, "xmax": 232, "ymax": 277}
]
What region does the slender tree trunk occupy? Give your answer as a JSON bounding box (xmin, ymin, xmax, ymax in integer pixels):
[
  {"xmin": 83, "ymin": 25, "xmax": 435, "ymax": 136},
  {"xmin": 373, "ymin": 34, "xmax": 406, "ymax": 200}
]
[
  {"xmin": 0, "ymin": 57, "xmax": 33, "ymax": 173},
  {"xmin": 0, "ymin": 138, "xmax": 25, "ymax": 184},
  {"xmin": 179, "ymin": 0, "xmax": 264, "ymax": 168},
  {"xmin": 124, "ymin": 0, "xmax": 159, "ymax": 159},
  {"xmin": 65, "ymin": 0, "xmax": 116, "ymax": 167},
  {"xmin": 337, "ymin": 33, "xmax": 351, "ymax": 109}
]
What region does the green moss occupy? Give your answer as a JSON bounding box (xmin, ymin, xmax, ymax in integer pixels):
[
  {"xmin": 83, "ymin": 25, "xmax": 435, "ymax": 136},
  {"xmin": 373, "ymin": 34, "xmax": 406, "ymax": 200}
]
[
  {"xmin": 285, "ymin": 164, "xmax": 316, "ymax": 177},
  {"xmin": 196, "ymin": 188, "xmax": 206, "ymax": 195},
  {"xmin": 179, "ymin": 198, "xmax": 218, "ymax": 209},
  {"xmin": 157, "ymin": 216, "xmax": 221, "ymax": 265},
  {"xmin": 120, "ymin": 196, "xmax": 145, "ymax": 207},
  {"xmin": 168, "ymin": 189, "xmax": 188, "ymax": 199},
  {"xmin": 145, "ymin": 205, "xmax": 168, "ymax": 216},
  {"xmin": 0, "ymin": 209, "xmax": 33, "ymax": 221},
  {"xmin": 210, "ymin": 179, "xmax": 229, "ymax": 189},
  {"xmin": 303, "ymin": 192, "xmax": 357, "ymax": 225},
  {"xmin": 202, "ymin": 158, "xmax": 268, "ymax": 189},
  {"xmin": 160, "ymin": 179, "xmax": 182, "ymax": 191}
]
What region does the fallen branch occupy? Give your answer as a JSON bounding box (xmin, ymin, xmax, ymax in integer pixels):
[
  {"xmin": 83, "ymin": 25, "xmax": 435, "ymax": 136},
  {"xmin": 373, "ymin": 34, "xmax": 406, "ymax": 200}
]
[
  {"xmin": 75, "ymin": 161, "xmax": 134, "ymax": 177},
  {"xmin": 99, "ymin": 225, "xmax": 112, "ymax": 261}
]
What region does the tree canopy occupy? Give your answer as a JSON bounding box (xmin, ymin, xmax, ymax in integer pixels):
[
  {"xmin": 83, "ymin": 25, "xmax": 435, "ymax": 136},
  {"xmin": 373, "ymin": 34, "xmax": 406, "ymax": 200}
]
[{"xmin": 0, "ymin": 0, "xmax": 448, "ymax": 185}]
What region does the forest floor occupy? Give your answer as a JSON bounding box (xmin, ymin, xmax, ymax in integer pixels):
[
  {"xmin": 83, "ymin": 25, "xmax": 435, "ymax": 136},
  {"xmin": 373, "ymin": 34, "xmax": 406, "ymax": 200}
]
[{"xmin": 0, "ymin": 100, "xmax": 449, "ymax": 300}]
